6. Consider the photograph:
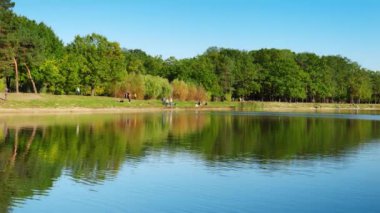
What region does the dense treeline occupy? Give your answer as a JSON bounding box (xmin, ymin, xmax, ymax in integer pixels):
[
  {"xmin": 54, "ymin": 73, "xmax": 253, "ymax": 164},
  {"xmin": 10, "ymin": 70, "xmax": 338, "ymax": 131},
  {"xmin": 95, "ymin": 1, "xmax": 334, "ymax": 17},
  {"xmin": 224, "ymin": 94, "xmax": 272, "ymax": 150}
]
[{"xmin": 1, "ymin": 0, "xmax": 379, "ymax": 103}]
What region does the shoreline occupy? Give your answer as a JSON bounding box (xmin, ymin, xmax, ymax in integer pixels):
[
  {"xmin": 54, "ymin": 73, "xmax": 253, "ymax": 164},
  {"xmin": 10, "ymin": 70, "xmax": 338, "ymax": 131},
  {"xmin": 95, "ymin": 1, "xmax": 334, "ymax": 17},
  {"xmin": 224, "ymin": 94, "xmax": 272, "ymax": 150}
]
[
  {"xmin": 1, "ymin": 93, "xmax": 379, "ymax": 115},
  {"xmin": 0, "ymin": 105, "xmax": 379, "ymax": 115},
  {"xmin": 0, "ymin": 106, "xmax": 236, "ymax": 115}
]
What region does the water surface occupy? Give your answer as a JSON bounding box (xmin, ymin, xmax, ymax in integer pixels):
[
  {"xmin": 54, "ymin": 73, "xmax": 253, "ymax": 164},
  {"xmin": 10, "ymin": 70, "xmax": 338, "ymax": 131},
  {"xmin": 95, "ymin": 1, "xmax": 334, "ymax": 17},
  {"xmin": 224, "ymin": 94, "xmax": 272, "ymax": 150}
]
[{"xmin": 1, "ymin": 111, "xmax": 380, "ymax": 212}]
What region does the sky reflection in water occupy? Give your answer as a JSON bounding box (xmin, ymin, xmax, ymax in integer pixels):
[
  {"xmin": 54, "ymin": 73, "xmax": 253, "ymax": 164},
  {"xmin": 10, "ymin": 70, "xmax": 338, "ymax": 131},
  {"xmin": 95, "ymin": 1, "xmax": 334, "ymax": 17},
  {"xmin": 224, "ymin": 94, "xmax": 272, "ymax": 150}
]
[{"xmin": 0, "ymin": 111, "xmax": 379, "ymax": 212}]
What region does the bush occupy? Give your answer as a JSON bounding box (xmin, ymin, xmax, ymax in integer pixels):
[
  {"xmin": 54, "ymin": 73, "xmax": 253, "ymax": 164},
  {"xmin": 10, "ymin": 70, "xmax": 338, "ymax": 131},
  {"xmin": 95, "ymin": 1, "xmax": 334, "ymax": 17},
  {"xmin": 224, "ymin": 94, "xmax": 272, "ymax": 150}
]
[
  {"xmin": 172, "ymin": 79, "xmax": 188, "ymax": 101},
  {"xmin": 112, "ymin": 73, "xmax": 145, "ymax": 99},
  {"xmin": 195, "ymin": 86, "xmax": 208, "ymax": 101},
  {"xmin": 113, "ymin": 73, "xmax": 172, "ymax": 100},
  {"xmin": 186, "ymin": 84, "xmax": 197, "ymax": 101},
  {"xmin": 114, "ymin": 75, "xmax": 209, "ymax": 101},
  {"xmin": 158, "ymin": 77, "xmax": 172, "ymax": 98},
  {"xmin": 144, "ymin": 75, "xmax": 162, "ymax": 99},
  {"xmin": 144, "ymin": 75, "xmax": 172, "ymax": 99},
  {"xmin": 172, "ymin": 79, "xmax": 208, "ymax": 101}
]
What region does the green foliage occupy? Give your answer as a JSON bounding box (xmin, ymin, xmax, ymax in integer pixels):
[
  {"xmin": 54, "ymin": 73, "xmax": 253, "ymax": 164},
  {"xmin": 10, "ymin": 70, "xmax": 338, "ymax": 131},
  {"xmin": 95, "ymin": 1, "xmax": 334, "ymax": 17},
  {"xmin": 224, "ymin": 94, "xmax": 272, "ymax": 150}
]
[
  {"xmin": 112, "ymin": 73, "xmax": 171, "ymax": 100},
  {"xmin": 0, "ymin": 78, "xmax": 5, "ymax": 91},
  {"xmin": 113, "ymin": 73, "xmax": 145, "ymax": 98},
  {"xmin": 143, "ymin": 75, "xmax": 165, "ymax": 99},
  {"xmin": 0, "ymin": 10, "xmax": 64, "ymax": 93},
  {"xmin": 0, "ymin": 0, "xmax": 14, "ymax": 10},
  {"xmin": 37, "ymin": 59, "xmax": 65, "ymax": 94},
  {"xmin": 59, "ymin": 53, "xmax": 82, "ymax": 94},
  {"xmin": 0, "ymin": 0, "xmax": 14, "ymax": 69},
  {"xmin": 159, "ymin": 77, "xmax": 172, "ymax": 98},
  {"xmin": 253, "ymin": 49, "xmax": 308, "ymax": 101},
  {"xmin": 371, "ymin": 71, "xmax": 380, "ymax": 103},
  {"xmin": 0, "ymin": 2, "xmax": 379, "ymax": 103},
  {"xmin": 66, "ymin": 33, "xmax": 125, "ymax": 96},
  {"xmin": 233, "ymin": 52, "xmax": 261, "ymax": 98}
]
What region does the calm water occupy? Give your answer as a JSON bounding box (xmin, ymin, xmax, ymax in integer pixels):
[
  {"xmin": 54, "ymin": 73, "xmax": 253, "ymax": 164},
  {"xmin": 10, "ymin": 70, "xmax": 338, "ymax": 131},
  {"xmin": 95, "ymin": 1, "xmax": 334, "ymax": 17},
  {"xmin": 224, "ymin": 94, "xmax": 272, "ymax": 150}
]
[{"xmin": 1, "ymin": 111, "xmax": 380, "ymax": 212}]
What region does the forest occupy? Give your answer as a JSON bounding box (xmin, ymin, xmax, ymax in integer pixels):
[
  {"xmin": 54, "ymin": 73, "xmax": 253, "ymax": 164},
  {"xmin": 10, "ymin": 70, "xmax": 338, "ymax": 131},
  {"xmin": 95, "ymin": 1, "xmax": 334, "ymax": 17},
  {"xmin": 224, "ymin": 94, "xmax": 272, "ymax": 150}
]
[{"xmin": 1, "ymin": 0, "xmax": 379, "ymax": 103}]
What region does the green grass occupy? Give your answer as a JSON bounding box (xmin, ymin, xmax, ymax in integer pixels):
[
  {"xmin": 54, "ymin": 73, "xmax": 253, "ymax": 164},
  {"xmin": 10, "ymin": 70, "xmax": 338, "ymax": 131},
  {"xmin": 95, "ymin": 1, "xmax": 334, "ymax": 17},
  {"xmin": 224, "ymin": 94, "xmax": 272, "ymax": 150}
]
[
  {"xmin": 236, "ymin": 101, "xmax": 380, "ymax": 111},
  {"xmin": 0, "ymin": 93, "xmax": 380, "ymax": 111},
  {"xmin": 0, "ymin": 93, "xmax": 160, "ymax": 108},
  {"xmin": 0, "ymin": 93, "xmax": 237, "ymax": 109}
]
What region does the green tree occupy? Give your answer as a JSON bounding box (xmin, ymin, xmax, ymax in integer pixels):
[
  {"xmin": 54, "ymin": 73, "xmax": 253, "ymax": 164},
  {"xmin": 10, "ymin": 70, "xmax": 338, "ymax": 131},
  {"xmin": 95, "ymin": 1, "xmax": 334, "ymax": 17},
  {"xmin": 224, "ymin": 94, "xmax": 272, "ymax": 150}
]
[
  {"xmin": 370, "ymin": 71, "xmax": 380, "ymax": 103},
  {"xmin": 67, "ymin": 34, "xmax": 125, "ymax": 96},
  {"xmin": 0, "ymin": 4, "xmax": 18, "ymax": 92},
  {"xmin": 0, "ymin": 0, "xmax": 14, "ymax": 10},
  {"xmin": 346, "ymin": 67, "xmax": 372, "ymax": 103},
  {"xmin": 1, "ymin": 11, "xmax": 63, "ymax": 94},
  {"xmin": 37, "ymin": 59, "xmax": 65, "ymax": 94},
  {"xmin": 253, "ymin": 49, "xmax": 307, "ymax": 102},
  {"xmin": 322, "ymin": 56, "xmax": 351, "ymax": 102},
  {"xmin": 296, "ymin": 53, "xmax": 334, "ymax": 102},
  {"xmin": 232, "ymin": 52, "xmax": 261, "ymax": 99},
  {"xmin": 123, "ymin": 49, "xmax": 165, "ymax": 76},
  {"xmin": 14, "ymin": 16, "xmax": 45, "ymax": 93}
]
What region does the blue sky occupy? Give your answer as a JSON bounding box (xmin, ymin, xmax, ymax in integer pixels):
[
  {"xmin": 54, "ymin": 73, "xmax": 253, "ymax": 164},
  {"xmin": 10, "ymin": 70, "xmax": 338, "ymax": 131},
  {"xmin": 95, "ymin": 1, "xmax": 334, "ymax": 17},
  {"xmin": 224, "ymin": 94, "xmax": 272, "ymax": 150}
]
[{"xmin": 13, "ymin": 0, "xmax": 380, "ymax": 70}]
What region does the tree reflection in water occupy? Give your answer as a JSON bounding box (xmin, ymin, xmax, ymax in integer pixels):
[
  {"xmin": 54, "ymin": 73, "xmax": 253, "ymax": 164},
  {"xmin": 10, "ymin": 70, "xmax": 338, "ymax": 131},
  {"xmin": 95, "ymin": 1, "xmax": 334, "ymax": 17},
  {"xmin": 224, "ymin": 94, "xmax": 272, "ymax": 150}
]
[{"xmin": 0, "ymin": 112, "xmax": 379, "ymax": 211}]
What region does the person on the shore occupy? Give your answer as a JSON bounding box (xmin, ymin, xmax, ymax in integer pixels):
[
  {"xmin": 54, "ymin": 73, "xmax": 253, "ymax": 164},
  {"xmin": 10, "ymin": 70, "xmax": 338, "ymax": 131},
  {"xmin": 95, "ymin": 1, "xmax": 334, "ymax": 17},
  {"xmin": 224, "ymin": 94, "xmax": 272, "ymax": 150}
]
[
  {"xmin": 162, "ymin": 97, "xmax": 168, "ymax": 106},
  {"xmin": 169, "ymin": 97, "xmax": 173, "ymax": 106}
]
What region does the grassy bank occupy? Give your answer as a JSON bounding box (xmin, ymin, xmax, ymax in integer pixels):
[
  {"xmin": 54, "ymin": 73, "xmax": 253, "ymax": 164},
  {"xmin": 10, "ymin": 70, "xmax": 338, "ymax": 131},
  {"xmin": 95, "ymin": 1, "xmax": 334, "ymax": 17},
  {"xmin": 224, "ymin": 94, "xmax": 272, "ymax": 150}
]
[
  {"xmin": 0, "ymin": 93, "xmax": 380, "ymax": 113},
  {"xmin": 236, "ymin": 101, "xmax": 380, "ymax": 112},
  {"xmin": 0, "ymin": 93, "xmax": 236, "ymax": 111}
]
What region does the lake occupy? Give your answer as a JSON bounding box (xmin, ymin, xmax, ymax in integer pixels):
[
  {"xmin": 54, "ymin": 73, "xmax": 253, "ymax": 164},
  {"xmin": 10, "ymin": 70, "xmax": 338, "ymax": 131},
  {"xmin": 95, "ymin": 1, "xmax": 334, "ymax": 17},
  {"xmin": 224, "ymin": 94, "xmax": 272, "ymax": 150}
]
[{"xmin": 1, "ymin": 111, "xmax": 380, "ymax": 212}]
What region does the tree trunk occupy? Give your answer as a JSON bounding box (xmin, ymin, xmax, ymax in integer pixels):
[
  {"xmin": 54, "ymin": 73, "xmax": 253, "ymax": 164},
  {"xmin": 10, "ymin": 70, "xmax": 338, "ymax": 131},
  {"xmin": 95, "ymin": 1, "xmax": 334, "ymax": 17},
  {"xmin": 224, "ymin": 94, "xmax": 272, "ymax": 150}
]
[
  {"xmin": 10, "ymin": 127, "xmax": 19, "ymax": 168},
  {"xmin": 12, "ymin": 57, "xmax": 19, "ymax": 93},
  {"xmin": 25, "ymin": 126, "xmax": 36, "ymax": 155},
  {"xmin": 91, "ymin": 86, "xmax": 95, "ymax": 96},
  {"xmin": 6, "ymin": 77, "xmax": 11, "ymax": 89},
  {"xmin": 1, "ymin": 123, "xmax": 8, "ymax": 144},
  {"xmin": 25, "ymin": 64, "xmax": 37, "ymax": 94}
]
